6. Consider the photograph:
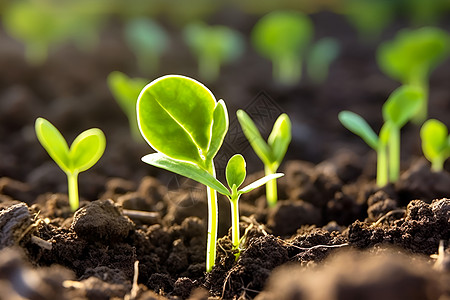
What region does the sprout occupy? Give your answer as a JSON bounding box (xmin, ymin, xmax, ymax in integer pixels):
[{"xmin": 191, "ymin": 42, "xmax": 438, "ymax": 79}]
[
  {"xmin": 237, "ymin": 110, "xmax": 291, "ymax": 207},
  {"xmin": 137, "ymin": 75, "xmax": 228, "ymax": 272},
  {"xmin": 251, "ymin": 10, "xmax": 313, "ymax": 85},
  {"xmin": 420, "ymin": 119, "xmax": 450, "ymax": 172},
  {"xmin": 377, "ymin": 27, "xmax": 450, "ymax": 123},
  {"xmin": 107, "ymin": 71, "xmax": 148, "ymax": 141},
  {"xmin": 306, "ymin": 37, "xmax": 341, "ymax": 84},
  {"xmin": 339, "ymin": 86, "xmax": 423, "ymax": 186},
  {"xmin": 35, "ymin": 118, "xmax": 106, "ymax": 211},
  {"xmin": 183, "ymin": 22, "xmax": 244, "ymax": 82},
  {"xmin": 124, "ymin": 18, "xmax": 169, "ymax": 74}
]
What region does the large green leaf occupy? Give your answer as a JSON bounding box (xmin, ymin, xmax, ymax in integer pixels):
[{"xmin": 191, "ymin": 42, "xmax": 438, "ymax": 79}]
[
  {"xmin": 239, "ymin": 173, "xmax": 284, "ymax": 194},
  {"xmin": 138, "ymin": 75, "xmax": 217, "ymax": 165},
  {"xmin": 382, "ymin": 86, "xmax": 424, "ymax": 127},
  {"xmin": 142, "ymin": 153, "xmax": 230, "ymax": 196},
  {"xmin": 420, "ymin": 119, "xmax": 448, "ymax": 161},
  {"xmin": 207, "ymin": 100, "xmax": 229, "ymax": 161},
  {"xmin": 338, "ymin": 111, "xmax": 379, "ymax": 150},
  {"xmin": 236, "ymin": 110, "xmax": 273, "ymax": 165},
  {"xmin": 226, "ymin": 154, "xmax": 246, "ymax": 190},
  {"xmin": 35, "ymin": 118, "xmax": 71, "ymax": 172},
  {"xmin": 267, "ymin": 113, "xmax": 291, "ymax": 168},
  {"xmin": 69, "ymin": 129, "xmax": 106, "ymax": 173}
]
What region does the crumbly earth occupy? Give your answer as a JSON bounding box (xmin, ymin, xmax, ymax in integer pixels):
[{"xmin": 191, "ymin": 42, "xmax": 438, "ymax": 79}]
[{"xmin": 1, "ymin": 9, "xmax": 450, "ymax": 300}]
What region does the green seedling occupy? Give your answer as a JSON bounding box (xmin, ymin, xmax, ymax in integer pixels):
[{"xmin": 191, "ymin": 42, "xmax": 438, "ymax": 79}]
[
  {"xmin": 183, "ymin": 22, "xmax": 244, "ymax": 81},
  {"xmin": 306, "ymin": 37, "xmax": 340, "ymax": 84},
  {"xmin": 377, "ymin": 27, "xmax": 450, "ymax": 123},
  {"xmin": 420, "ymin": 119, "xmax": 450, "ymax": 172},
  {"xmin": 339, "ymin": 86, "xmax": 423, "ymax": 186},
  {"xmin": 124, "ymin": 18, "xmax": 169, "ymax": 74},
  {"xmin": 107, "ymin": 71, "xmax": 148, "ymax": 141},
  {"xmin": 237, "ymin": 110, "xmax": 291, "ymax": 208},
  {"xmin": 251, "ymin": 10, "xmax": 313, "ymax": 85},
  {"xmin": 35, "ymin": 118, "xmax": 106, "ymax": 211},
  {"xmin": 137, "ymin": 75, "xmax": 228, "ymax": 272}
]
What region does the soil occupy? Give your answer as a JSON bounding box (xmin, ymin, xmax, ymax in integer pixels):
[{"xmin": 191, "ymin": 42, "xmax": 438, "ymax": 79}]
[{"xmin": 1, "ymin": 9, "xmax": 450, "ymax": 300}]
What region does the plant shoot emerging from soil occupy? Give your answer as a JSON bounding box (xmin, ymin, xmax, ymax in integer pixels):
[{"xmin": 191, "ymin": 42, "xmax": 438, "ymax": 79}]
[
  {"xmin": 34, "ymin": 118, "xmax": 106, "ymax": 211},
  {"xmin": 420, "ymin": 119, "xmax": 450, "ymax": 172},
  {"xmin": 339, "ymin": 86, "xmax": 423, "ymax": 186},
  {"xmin": 251, "ymin": 11, "xmax": 313, "ymax": 85},
  {"xmin": 377, "ymin": 27, "xmax": 450, "ymax": 123},
  {"xmin": 306, "ymin": 37, "xmax": 340, "ymax": 84},
  {"xmin": 183, "ymin": 22, "xmax": 244, "ymax": 82},
  {"xmin": 137, "ymin": 75, "xmax": 228, "ymax": 272},
  {"xmin": 237, "ymin": 110, "xmax": 291, "ymax": 207},
  {"xmin": 107, "ymin": 71, "xmax": 148, "ymax": 141}
]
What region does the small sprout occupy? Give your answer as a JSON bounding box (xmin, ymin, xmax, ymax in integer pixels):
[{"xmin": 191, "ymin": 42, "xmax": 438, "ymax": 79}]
[
  {"xmin": 183, "ymin": 22, "xmax": 244, "ymax": 82},
  {"xmin": 377, "ymin": 27, "xmax": 450, "ymax": 123},
  {"xmin": 306, "ymin": 37, "xmax": 341, "ymax": 84},
  {"xmin": 124, "ymin": 18, "xmax": 169, "ymax": 74},
  {"xmin": 35, "ymin": 117, "xmax": 106, "ymax": 211},
  {"xmin": 339, "ymin": 86, "xmax": 423, "ymax": 186},
  {"xmin": 137, "ymin": 75, "xmax": 228, "ymax": 272},
  {"xmin": 420, "ymin": 119, "xmax": 450, "ymax": 172},
  {"xmin": 237, "ymin": 110, "xmax": 291, "ymax": 207},
  {"xmin": 251, "ymin": 11, "xmax": 313, "ymax": 85},
  {"xmin": 107, "ymin": 71, "xmax": 148, "ymax": 141}
]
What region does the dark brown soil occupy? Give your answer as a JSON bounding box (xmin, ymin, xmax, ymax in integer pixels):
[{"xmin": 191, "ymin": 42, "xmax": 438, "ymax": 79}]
[{"xmin": 1, "ymin": 9, "xmax": 450, "ymax": 300}]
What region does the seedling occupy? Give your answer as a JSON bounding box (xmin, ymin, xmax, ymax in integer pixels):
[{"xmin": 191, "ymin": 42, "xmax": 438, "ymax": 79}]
[
  {"xmin": 183, "ymin": 22, "xmax": 244, "ymax": 81},
  {"xmin": 339, "ymin": 86, "xmax": 423, "ymax": 186},
  {"xmin": 35, "ymin": 118, "xmax": 106, "ymax": 211},
  {"xmin": 237, "ymin": 110, "xmax": 291, "ymax": 208},
  {"xmin": 377, "ymin": 27, "xmax": 450, "ymax": 123},
  {"xmin": 251, "ymin": 11, "xmax": 313, "ymax": 85},
  {"xmin": 124, "ymin": 18, "xmax": 169, "ymax": 74},
  {"xmin": 306, "ymin": 37, "xmax": 341, "ymax": 84},
  {"xmin": 137, "ymin": 75, "xmax": 228, "ymax": 272},
  {"xmin": 107, "ymin": 71, "xmax": 148, "ymax": 141},
  {"xmin": 420, "ymin": 119, "xmax": 450, "ymax": 172}
]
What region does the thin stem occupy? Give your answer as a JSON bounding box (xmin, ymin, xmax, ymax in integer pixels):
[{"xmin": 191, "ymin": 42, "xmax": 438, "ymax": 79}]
[
  {"xmin": 67, "ymin": 172, "xmax": 79, "ymax": 211},
  {"xmin": 388, "ymin": 127, "xmax": 400, "ymax": 182},
  {"xmin": 410, "ymin": 72, "xmax": 428, "ymax": 124},
  {"xmin": 205, "ymin": 161, "xmax": 218, "ymax": 272},
  {"xmin": 199, "ymin": 55, "xmax": 220, "ymax": 82},
  {"xmin": 377, "ymin": 144, "xmax": 388, "ymax": 187},
  {"xmin": 264, "ymin": 165, "xmax": 277, "ymax": 208},
  {"xmin": 230, "ymin": 196, "xmax": 240, "ymax": 250},
  {"xmin": 431, "ymin": 158, "xmax": 444, "ymax": 172},
  {"xmin": 273, "ymin": 55, "xmax": 302, "ymax": 85}
]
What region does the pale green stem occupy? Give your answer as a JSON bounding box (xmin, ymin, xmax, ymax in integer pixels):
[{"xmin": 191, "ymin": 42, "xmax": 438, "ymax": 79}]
[
  {"xmin": 205, "ymin": 162, "xmax": 218, "ymax": 273},
  {"xmin": 230, "ymin": 196, "xmax": 240, "ymax": 250},
  {"xmin": 265, "ymin": 165, "xmax": 278, "ymax": 208},
  {"xmin": 409, "ymin": 71, "xmax": 428, "ymax": 124},
  {"xmin": 67, "ymin": 172, "xmax": 79, "ymax": 212},
  {"xmin": 273, "ymin": 55, "xmax": 302, "ymax": 85},
  {"xmin": 431, "ymin": 158, "xmax": 444, "ymax": 172},
  {"xmin": 199, "ymin": 55, "xmax": 220, "ymax": 82},
  {"xmin": 376, "ymin": 144, "xmax": 388, "ymax": 187},
  {"xmin": 388, "ymin": 127, "xmax": 400, "ymax": 182}
]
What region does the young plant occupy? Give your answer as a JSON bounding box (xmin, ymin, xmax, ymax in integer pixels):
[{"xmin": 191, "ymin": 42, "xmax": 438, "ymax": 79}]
[
  {"xmin": 124, "ymin": 18, "xmax": 169, "ymax": 74},
  {"xmin": 251, "ymin": 11, "xmax": 313, "ymax": 85},
  {"xmin": 183, "ymin": 22, "xmax": 244, "ymax": 82},
  {"xmin": 306, "ymin": 37, "xmax": 341, "ymax": 84},
  {"xmin": 137, "ymin": 75, "xmax": 228, "ymax": 272},
  {"xmin": 236, "ymin": 110, "xmax": 291, "ymax": 208},
  {"xmin": 338, "ymin": 85, "xmax": 423, "ymax": 186},
  {"xmin": 420, "ymin": 119, "xmax": 450, "ymax": 172},
  {"xmin": 107, "ymin": 71, "xmax": 148, "ymax": 141},
  {"xmin": 35, "ymin": 117, "xmax": 106, "ymax": 211},
  {"xmin": 377, "ymin": 27, "xmax": 450, "ymax": 123}
]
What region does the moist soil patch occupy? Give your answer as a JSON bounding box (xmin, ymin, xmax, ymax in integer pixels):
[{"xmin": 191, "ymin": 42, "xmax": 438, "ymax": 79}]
[{"xmin": 1, "ymin": 11, "xmax": 450, "ymax": 300}]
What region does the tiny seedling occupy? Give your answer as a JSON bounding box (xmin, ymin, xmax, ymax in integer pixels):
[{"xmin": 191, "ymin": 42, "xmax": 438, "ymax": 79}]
[
  {"xmin": 237, "ymin": 110, "xmax": 291, "ymax": 208},
  {"xmin": 306, "ymin": 37, "xmax": 341, "ymax": 84},
  {"xmin": 124, "ymin": 18, "xmax": 169, "ymax": 74},
  {"xmin": 137, "ymin": 75, "xmax": 228, "ymax": 272},
  {"xmin": 251, "ymin": 10, "xmax": 313, "ymax": 85},
  {"xmin": 183, "ymin": 22, "xmax": 244, "ymax": 81},
  {"xmin": 377, "ymin": 27, "xmax": 450, "ymax": 123},
  {"xmin": 107, "ymin": 71, "xmax": 148, "ymax": 141},
  {"xmin": 339, "ymin": 86, "xmax": 423, "ymax": 186},
  {"xmin": 420, "ymin": 119, "xmax": 450, "ymax": 172},
  {"xmin": 35, "ymin": 117, "xmax": 106, "ymax": 211}
]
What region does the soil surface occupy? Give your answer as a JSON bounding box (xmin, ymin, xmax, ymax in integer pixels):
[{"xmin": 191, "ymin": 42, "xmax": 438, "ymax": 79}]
[{"xmin": 1, "ymin": 9, "xmax": 450, "ymax": 300}]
